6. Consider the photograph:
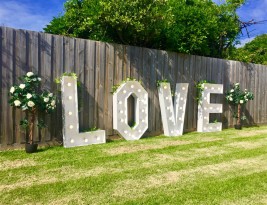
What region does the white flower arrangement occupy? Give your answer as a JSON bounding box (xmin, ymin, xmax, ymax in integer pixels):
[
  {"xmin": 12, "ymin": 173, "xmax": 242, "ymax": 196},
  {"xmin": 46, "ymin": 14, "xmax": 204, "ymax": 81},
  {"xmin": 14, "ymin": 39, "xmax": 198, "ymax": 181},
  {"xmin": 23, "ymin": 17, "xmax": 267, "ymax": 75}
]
[
  {"xmin": 225, "ymin": 83, "xmax": 254, "ymax": 128},
  {"xmin": 225, "ymin": 83, "xmax": 253, "ymax": 105},
  {"xmin": 9, "ymin": 72, "xmax": 56, "ymax": 144}
]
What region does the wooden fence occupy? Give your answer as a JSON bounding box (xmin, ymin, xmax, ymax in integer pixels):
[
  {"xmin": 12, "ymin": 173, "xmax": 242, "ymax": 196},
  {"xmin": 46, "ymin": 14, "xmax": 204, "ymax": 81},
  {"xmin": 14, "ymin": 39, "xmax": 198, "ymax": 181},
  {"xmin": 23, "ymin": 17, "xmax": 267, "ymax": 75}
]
[{"xmin": 1, "ymin": 26, "xmax": 267, "ymax": 149}]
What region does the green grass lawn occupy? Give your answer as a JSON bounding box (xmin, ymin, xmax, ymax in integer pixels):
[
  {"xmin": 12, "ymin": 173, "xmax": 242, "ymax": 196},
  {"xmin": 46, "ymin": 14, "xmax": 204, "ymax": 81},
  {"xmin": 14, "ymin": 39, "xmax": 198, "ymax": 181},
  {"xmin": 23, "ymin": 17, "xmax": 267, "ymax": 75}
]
[{"xmin": 1, "ymin": 126, "xmax": 267, "ymax": 205}]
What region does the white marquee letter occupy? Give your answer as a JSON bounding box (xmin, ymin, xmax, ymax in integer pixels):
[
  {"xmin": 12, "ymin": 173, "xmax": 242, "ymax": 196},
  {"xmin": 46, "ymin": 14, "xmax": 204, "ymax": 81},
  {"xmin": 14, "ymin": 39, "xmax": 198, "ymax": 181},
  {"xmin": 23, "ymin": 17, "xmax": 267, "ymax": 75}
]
[
  {"xmin": 113, "ymin": 81, "xmax": 148, "ymax": 140},
  {"xmin": 61, "ymin": 76, "xmax": 106, "ymax": 147},
  {"xmin": 197, "ymin": 83, "xmax": 223, "ymax": 132},
  {"xmin": 158, "ymin": 83, "xmax": 188, "ymax": 136}
]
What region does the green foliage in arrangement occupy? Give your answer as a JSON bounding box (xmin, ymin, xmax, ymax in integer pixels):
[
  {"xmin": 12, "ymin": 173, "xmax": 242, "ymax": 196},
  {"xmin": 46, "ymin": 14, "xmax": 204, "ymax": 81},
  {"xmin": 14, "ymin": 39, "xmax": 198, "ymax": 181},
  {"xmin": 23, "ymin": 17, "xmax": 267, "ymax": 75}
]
[
  {"xmin": 44, "ymin": 0, "xmax": 246, "ymax": 58},
  {"xmin": 55, "ymin": 72, "xmax": 79, "ymax": 86},
  {"xmin": 156, "ymin": 79, "xmax": 169, "ymax": 88},
  {"xmin": 229, "ymin": 34, "xmax": 267, "ymax": 65},
  {"xmin": 111, "ymin": 78, "xmax": 140, "ymax": 94},
  {"xmin": 195, "ymin": 80, "xmax": 213, "ymax": 104}
]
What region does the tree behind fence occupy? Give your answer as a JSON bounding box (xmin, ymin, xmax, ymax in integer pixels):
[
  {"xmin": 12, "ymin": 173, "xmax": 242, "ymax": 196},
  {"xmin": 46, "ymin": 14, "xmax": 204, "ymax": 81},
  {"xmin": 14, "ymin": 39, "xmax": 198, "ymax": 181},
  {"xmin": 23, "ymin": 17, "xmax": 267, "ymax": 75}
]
[{"xmin": 1, "ymin": 26, "xmax": 267, "ymax": 149}]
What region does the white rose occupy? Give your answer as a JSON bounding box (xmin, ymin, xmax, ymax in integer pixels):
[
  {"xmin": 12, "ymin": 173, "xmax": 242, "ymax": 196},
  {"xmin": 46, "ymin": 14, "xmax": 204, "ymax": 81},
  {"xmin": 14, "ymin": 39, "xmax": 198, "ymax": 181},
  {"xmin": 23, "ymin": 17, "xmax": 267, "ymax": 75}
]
[
  {"xmin": 244, "ymin": 89, "xmax": 247, "ymax": 92},
  {"xmin": 26, "ymin": 93, "xmax": 32, "ymax": 99},
  {"xmin": 229, "ymin": 97, "xmax": 233, "ymax": 101},
  {"xmin": 26, "ymin": 72, "xmax": 34, "ymax": 77},
  {"xmin": 27, "ymin": 101, "xmax": 35, "ymax": 107},
  {"xmin": 33, "ymin": 78, "xmax": 37, "ymax": 81},
  {"xmin": 10, "ymin": 87, "xmax": 15, "ymax": 94},
  {"xmin": 44, "ymin": 97, "xmax": 49, "ymax": 103},
  {"xmin": 235, "ymin": 83, "xmax": 239, "ymax": 86},
  {"xmin": 48, "ymin": 93, "xmax": 53, "ymax": 97},
  {"xmin": 38, "ymin": 77, "xmax": 41, "ymax": 81},
  {"xmin": 51, "ymin": 100, "xmax": 56, "ymax": 106},
  {"xmin": 14, "ymin": 100, "xmax": 21, "ymax": 106},
  {"xmin": 230, "ymin": 89, "xmax": 234, "ymax": 93},
  {"xmin": 19, "ymin": 84, "xmax": 25, "ymax": 89},
  {"xmin": 240, "ymin": 100, "xmax": 244, "ymax": 104}
]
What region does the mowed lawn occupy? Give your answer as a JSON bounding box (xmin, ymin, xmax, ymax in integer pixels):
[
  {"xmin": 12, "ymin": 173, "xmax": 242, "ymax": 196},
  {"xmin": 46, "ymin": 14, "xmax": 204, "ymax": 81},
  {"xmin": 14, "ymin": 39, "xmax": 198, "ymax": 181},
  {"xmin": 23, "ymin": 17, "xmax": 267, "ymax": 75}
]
[{"xmin": 1, "ymin": 127, "xmax": 267, "ymax": 205}]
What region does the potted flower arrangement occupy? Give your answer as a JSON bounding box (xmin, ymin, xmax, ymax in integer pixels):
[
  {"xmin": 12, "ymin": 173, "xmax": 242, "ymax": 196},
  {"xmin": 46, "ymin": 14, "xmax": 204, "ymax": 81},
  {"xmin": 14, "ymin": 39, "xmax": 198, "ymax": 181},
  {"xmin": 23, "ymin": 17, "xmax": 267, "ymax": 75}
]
[
  {"xmin": 9, "ymin": 72, "xmax": 56, "ymax": 153},
  {"xmin": 225, "ymin": 83, "xmax": 253, "ymax": 129}
]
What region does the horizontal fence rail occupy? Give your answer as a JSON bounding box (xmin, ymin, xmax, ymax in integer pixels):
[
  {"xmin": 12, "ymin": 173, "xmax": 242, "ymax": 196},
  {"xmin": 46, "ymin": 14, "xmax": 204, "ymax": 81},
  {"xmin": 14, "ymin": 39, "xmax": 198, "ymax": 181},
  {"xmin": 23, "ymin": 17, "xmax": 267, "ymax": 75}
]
[{"xmin": 0, "ymin": 26, "xmax": 267, "ymax": 149}]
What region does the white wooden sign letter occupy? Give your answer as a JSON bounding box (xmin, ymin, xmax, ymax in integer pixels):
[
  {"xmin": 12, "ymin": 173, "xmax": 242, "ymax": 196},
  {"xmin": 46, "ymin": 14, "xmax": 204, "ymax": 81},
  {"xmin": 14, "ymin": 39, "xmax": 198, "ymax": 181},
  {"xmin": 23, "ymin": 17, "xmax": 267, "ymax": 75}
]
[
  {"xmin": 113, "ymin": 81, "xmax": 148, "ymax": 140},
  {"xmin": 197, "ymin": 83, "xmax": 223, "ymax": 132},
  {"xmin": 158, "ymin": 83, "xmax": 188, "ymax": 136},
  {"xmin": 61, "ymin": 76, "xmax": 106, "ymax": 148}
]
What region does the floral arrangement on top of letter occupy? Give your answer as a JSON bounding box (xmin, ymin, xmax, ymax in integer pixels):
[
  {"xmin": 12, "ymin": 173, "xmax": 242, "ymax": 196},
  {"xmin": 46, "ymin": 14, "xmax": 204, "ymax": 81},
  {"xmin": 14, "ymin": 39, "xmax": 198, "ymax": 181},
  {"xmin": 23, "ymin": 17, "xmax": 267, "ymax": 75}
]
[
  {"xmin": 9, "ymin": 72, "xmax": 56, "ymax": 152},
  {"xmin": 225, "ymin": 83, "xmax": 253, "ymax": 129}
]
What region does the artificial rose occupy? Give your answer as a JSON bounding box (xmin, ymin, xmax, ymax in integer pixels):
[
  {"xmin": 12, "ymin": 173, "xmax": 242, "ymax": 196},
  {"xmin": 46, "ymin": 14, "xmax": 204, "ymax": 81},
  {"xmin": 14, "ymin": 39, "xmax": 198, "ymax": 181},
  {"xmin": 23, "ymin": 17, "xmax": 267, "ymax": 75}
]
[
  {"xmin": 14, "ymin": 100, "xmax": 21, "ymax": 106},
  {"xmin": 26, "ymin": 93, "xmax": 32, "ymax": 99},
  {"xmin": 27, "ymin": 101, "xmax": 35, "ymax": 107},
  {"xmin": 26, "ymin": 72, "xmax": 34, "ymax": 77},
  {"xmin": 19, "ymin": 84, "xmax": 25, "ymax": 89},
  {"xmin": 10, "ymin": 87, "xmax": 15, "ymax": 94},
  {"xmin": 51, "ymin": 100, "xmax": 56, "ymax": 106}
]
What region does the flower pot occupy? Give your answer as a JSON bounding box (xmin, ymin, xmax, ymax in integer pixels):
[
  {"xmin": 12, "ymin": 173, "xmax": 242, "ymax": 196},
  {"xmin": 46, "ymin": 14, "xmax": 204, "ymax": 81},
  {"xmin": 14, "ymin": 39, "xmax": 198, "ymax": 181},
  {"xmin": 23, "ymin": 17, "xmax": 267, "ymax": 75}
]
[
  {"xmin": 234, "ymin": 124, "xmax": 242, "ymax": 130},
  {"xmin": 25, "ymin": 143, "xmax": 38, "ymax": 153}
]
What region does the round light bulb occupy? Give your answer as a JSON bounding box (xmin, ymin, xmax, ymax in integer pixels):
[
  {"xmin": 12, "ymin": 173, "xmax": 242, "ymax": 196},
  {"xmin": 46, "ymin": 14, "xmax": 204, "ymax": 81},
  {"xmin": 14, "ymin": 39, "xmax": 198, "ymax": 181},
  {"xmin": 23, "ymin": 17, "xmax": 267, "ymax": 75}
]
[
  {"xmin": 70, "ymin": 139, "xmax": 74, "ymax": 143},
  {"xmin": 138, "ymin": 89, "xmax": 141, "ymax": 92},
  {"xmin": 84, "ymin": 139, "xmax": 88, "ymax": 143},
  {"xmin": 69, "ymin": 125, "xmax": 73, "ymax": 129},
  {"xmin": 67, "ymin": 83, "xmax": 72, "ymax": 87},
  {"xmin": 131, "ymin": 85, "xmax": 134, "ymax": 88},
  {"xmin": 68, "ymin": 96, "xmax": 72, "ymax": 100},
  {"xmin": 68, "ymin": 111, "xmax": 72, "ymax": 116}
]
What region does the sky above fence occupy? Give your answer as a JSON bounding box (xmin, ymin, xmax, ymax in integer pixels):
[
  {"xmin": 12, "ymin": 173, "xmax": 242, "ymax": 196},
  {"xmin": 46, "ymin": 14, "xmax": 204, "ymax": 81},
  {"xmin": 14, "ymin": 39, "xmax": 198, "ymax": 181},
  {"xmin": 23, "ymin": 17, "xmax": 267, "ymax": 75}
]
[{"xmin": 0, "ymin": 0, "xmax": 266, "ymax": 47}]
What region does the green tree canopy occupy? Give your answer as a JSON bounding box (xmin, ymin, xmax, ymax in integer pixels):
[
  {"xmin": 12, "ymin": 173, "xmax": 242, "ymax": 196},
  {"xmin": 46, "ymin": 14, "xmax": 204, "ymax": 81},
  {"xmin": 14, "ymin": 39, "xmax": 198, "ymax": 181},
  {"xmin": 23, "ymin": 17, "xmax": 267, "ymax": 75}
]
[
  {"xmin": 229, "ymin": 34, "xmax": 267, "ymax": 65},
  {"xmin": 44, "ymin": 0, "xmax": 245, "ymax": 58}
]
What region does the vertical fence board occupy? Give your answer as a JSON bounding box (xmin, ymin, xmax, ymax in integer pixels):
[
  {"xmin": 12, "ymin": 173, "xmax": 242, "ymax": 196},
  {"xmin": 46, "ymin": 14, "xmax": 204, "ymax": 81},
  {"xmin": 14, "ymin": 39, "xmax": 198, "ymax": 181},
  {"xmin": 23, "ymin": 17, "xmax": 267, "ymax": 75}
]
[
  {"xmin": 183, "ymin": 54, "xmax": 190, "ymax": 130},
  {"xmin": 14, "ymin": 29, "xmax": 27, "ymax": 145},
  {"xmin": 105, "ymin": 43, "xmax": 114, "ymax": 135},
  {"xmin": 87, "ymin": 40, "xmax": 96, "ymax": 128},
  {"xmin": 1, "ymin": 27, "xmax": 14, "ymax": 145}
]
